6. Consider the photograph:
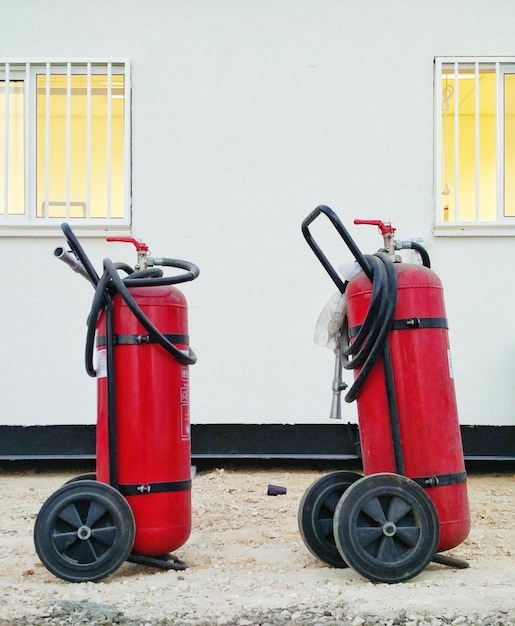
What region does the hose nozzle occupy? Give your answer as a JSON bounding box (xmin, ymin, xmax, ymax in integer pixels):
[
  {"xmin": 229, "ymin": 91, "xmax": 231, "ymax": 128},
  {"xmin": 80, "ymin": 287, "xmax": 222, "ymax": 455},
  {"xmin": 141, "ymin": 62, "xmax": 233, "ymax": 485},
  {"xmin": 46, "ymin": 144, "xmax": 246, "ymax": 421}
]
[
  {"xmin": 329, "ymin": 349, "xmax": 348, "ymax": 419},
  {"xmin": 54, "ymin": 247, "xmax": 94, "ymax": 284}
]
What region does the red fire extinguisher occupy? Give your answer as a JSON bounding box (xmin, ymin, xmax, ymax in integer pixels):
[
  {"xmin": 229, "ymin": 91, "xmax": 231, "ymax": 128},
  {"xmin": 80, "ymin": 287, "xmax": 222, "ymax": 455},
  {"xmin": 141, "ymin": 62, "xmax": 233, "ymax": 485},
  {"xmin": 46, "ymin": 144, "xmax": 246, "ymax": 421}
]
[
  {"xmin": 299, "ymin": 205, "xmax": 470, "ymax": 583},
  {"xmin": 34, "ymin": 224, "xmax": 199, "ymax": 582}
]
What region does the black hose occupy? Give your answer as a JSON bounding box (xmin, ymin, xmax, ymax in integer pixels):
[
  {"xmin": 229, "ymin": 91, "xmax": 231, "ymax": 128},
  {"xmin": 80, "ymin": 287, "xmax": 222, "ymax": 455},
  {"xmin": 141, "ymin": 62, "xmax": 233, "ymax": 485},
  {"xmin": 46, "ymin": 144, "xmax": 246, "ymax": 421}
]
[
  {"xmin": 343, "ymin": 252, "xmax": 398, "ymax": 403},
  {"xmin": 123, "ymin": 259, "xmax": 198, "ymax": 288},
  {"xmin": 85, "ymin": 270, "xmax": 112, "ymax": 377},
  {"xmin": 129, "ymin": 268, "xmax": 163, "ymax": 280},
  {"xmin": 342, "ymin": 251, "xmax": 405, "ymax": 473},
  {"xmin": 61, "ymin": 223, "xmax": 100, "ymax": 285},
  {"xmin": 85, "ymin": 259, "xmax": 197, "ymax": 376},
  {"xmin": 113, "ymin": 262, "xmax": 136, "ymax": 276},
  {"xmin": 155, "ymin": 258, "xmax": 200, "ymax": 276},
  {"xmin": 409, "ymin": 241, "xmax": 431, "ymax": 268}
]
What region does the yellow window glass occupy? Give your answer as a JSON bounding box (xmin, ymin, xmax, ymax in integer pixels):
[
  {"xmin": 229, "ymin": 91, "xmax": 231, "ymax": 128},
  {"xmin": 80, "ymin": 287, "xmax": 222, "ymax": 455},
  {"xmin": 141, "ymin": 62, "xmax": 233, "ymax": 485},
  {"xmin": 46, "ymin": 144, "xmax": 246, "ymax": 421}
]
[
  {"xmin": 441, "ymin": 68, "xmax": 497, "ymax": 223},
  {"xmin": 0, "ymin": 80, "xmax": 25, "ymax": 215},
  {"xmin": 504, "ymin": 73, "xmax": 515, "ymax": 217},
  {"xmin": 36, "ymin": 73, "xmax": 125, "ymax": 219}
]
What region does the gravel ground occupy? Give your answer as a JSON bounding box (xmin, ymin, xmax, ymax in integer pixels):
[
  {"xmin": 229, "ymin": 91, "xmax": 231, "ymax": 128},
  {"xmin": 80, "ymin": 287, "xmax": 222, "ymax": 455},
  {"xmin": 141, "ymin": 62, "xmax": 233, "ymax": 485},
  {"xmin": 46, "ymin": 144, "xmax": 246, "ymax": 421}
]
[{"xmin": 0, "ymin": 463, "xmax": 514, "ymax": 626}]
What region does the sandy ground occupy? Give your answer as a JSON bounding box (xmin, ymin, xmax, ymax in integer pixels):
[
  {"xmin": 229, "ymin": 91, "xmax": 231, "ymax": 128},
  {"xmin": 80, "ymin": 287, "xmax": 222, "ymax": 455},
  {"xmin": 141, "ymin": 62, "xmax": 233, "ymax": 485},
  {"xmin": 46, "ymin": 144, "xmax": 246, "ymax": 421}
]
[{"xmin": 0, "ymin": 463, "xmax": 514, "ymax": 625}]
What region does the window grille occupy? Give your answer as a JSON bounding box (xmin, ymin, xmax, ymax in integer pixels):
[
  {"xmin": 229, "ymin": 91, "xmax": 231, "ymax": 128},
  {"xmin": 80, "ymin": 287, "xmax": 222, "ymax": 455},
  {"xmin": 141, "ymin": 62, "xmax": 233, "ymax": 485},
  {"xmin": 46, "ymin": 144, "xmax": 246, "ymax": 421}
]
[
  {"xmin": 0, "ymin": 60, "xmax": 131, "ymax": 230},
  {"xmin": 435, "ymin": 58, "xmax": 515, "ymax": 233}
]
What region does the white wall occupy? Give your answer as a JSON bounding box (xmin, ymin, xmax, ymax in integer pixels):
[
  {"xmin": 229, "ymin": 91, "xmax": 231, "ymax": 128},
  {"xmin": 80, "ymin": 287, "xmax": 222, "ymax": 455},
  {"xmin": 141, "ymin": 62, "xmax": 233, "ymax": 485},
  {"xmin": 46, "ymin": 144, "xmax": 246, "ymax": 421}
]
[{"xmin": 2, "ymin": 0, "xmax": 515, "ymax": 427}]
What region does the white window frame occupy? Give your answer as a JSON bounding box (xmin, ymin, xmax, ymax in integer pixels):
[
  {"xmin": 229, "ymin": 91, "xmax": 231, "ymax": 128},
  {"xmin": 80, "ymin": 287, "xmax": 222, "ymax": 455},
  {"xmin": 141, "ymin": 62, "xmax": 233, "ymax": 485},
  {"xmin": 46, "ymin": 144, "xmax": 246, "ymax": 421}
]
[
  {"xmin": 0, "ymin": 59, "xmax": 131, "ymax": 236},
  {"xmin": 434, "ymin": 57, "xmax": 515, "ymax": 236}
]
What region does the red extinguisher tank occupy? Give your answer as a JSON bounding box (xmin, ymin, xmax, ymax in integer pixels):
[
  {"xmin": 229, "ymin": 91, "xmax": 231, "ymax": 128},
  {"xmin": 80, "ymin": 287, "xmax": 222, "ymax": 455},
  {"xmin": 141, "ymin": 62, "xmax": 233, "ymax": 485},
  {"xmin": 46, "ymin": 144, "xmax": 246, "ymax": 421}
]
[
  {"xmin": 345, "ymin": 262, "xmax": 470, "ymax": 552},
  {"xmin": 96, "ymin": 284, "xmax": 192, "ymax": 556}
]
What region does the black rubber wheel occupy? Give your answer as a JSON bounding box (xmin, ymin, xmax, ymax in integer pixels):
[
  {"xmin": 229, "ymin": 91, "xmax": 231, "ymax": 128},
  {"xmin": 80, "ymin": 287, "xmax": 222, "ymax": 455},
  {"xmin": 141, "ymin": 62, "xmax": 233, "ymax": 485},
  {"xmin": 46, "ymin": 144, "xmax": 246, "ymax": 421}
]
[
  {"xmin": 34, "ymin": 480, "xmax": 135, "ymax": 582},
  {"xmin": 64, "ymin": 473, "xmax": 97, "ymax": 485},
  {"xmin": 333, "ymin": 473, "xmax": 439, "ymax": 583},
  {"xmin": 298, "ymin": 470, "xmax": 362, "ymax": 567}
]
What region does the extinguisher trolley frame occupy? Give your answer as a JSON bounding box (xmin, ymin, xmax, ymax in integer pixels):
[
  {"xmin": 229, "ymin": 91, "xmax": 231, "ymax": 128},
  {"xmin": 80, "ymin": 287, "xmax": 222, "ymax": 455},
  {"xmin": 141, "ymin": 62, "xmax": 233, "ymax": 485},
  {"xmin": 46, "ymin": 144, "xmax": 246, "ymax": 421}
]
[
  {"xmin": 34, "ymin": 223, "xmax": 199, "ymax": 582},
  {"xmin": 299, "ymin": 205, "xmax": 469, "ymax": 582},
  {"xmin": 302, "ymin": 206, "xmax": 406, "ymax": 476},
  {"xmin": 59, "ymin": 224, "xmax": 125, "ymax": 489}
]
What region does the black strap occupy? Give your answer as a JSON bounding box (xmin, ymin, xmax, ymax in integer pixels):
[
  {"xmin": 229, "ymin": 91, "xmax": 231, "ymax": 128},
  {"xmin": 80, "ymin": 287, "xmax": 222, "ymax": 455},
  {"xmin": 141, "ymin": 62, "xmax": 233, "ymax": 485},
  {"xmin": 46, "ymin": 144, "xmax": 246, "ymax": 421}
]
[
  {"xmin": 96, "ymin": 333, "xmax": 189, "ymax": 347},
  {"xmin": 392, "ymin": 317, "xmax": 449, "ymax": 330},
  {"xmin": 118, "ymin": 479, "xmax": 192, "ymax": 496},
  {"xmin": 348, "ymin": 317, "xmax": 448, "ymax": 338},
  {"xmin": 411, "ymin": 471, "xmax": 467, "ymax": 489}
]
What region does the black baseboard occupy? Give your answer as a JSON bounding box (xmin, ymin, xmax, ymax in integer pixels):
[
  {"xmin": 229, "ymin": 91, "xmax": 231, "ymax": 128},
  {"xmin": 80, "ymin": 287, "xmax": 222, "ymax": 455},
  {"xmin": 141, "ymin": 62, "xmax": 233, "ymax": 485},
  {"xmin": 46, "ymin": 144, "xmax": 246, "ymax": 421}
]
[{"xmin": 0, "ymin": 423, "xmax": 513, "ymax": 461}]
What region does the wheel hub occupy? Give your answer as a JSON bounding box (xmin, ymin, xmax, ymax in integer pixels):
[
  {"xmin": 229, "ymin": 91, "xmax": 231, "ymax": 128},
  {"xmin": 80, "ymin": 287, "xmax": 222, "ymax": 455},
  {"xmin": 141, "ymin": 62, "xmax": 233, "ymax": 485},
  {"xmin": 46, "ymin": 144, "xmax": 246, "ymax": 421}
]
[
  {"xmin": 77, "ymin": 525, "xmax": 92, "ymax": 541},
  {"xmin": 382, "ymin": 521, "xmax": 397, "ymax": 537}
]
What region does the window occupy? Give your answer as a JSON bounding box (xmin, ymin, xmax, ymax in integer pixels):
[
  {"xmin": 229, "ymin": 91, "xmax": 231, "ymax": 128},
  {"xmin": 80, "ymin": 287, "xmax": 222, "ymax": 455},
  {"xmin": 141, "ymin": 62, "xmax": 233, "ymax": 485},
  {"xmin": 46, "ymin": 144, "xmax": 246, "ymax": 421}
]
[
  {"xmin": 0, "ymin": 60, "xmax": 130, "ymax": 231},
  {"xmin": 435, "ymin": 57, "xmax": 515, "ymax": 233}
]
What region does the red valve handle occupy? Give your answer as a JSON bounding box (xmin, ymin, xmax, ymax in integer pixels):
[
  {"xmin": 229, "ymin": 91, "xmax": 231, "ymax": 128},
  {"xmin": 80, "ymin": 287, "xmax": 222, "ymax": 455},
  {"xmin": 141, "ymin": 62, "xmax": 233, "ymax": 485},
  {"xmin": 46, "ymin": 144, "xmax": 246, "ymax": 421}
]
[
  {"xmin": 106, "ymin": 236, "xmax": 149, "ymax": 252},
  {"xmin": 354, "ymin": 219, "xmax": 396, "ymax": 235}
]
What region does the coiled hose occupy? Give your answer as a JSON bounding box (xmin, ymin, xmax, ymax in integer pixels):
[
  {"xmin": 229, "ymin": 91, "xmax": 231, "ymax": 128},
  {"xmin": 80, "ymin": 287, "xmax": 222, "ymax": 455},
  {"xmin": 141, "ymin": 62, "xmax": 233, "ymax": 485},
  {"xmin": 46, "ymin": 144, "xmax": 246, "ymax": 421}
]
[
  {"xmin": 85, "ymin": 258, "xmax": 197, "ymax": 378},
  {"xmin": 342, "ymin": 251, "xmax": 398, "ymax": 403}
]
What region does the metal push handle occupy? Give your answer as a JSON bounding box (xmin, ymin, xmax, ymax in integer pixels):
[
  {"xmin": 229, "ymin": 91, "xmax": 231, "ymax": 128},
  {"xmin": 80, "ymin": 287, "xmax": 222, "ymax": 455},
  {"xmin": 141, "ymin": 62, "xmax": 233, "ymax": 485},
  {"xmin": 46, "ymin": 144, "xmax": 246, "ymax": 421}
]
[{"xmin": 301, "ymin": 205, "xmax": 373, "ymax": 291}]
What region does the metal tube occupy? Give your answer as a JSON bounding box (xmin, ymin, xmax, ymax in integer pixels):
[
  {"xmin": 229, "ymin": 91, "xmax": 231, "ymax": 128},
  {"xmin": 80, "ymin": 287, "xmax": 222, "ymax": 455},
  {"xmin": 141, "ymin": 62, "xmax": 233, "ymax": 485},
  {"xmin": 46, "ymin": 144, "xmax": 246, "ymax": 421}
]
[
  {"xmin": 66, "ymin": 63, "xmax": 71, "ymax": 219},
  {"xmin": 106, "ymin": 62, "xmax": 112, "ymax": 219},
  {"xmin": 329, "ymin": 350, "xmax": 343, "ymax": 420},
  {"xmin": 86, "ymin": 63, "xmax": 92, "ymax": 219},
  {"xmin": 44, "ymin": 63, "xmax": 51, "ymax": 218},
  {"xmin": 3, "ymin": 63, "xmax": 9, "ymax": 216},
  {"xmin": 54, "ymin": 246, "xmax": 94, "ymax": 283}
]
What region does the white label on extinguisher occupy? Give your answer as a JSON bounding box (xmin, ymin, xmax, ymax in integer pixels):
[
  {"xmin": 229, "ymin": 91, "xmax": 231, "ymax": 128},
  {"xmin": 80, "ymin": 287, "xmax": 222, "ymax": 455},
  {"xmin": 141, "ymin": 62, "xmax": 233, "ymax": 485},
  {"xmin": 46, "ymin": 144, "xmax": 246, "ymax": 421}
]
[
  {"xmin": 447, "ymin": 349, "xmax": 454, "ymax": 379},
  {"xmin": 96, "ymin": 348, "xmax": 107, "ymax": 379}
]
